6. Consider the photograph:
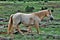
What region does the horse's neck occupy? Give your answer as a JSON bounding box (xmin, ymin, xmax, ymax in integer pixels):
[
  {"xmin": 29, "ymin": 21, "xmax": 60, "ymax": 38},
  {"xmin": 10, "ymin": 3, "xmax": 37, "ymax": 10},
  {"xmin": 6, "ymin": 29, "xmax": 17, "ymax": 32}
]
[{"xmin": 33, "ymin": 12, "xmax": 45, "ymax": 20}]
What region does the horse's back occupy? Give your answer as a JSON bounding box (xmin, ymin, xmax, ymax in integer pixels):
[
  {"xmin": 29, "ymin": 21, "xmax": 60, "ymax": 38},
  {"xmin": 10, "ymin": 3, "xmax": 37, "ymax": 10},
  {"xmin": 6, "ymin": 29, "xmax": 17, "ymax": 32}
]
[
  {"xmin": 12, "ymin": 13, "xmax": 34, "ymax": 25},
  {"xmin": 11, "ymin": 12, "xmax": 41, "ymax": 26},
  {"xmin": 21, "ymin": 14, "xmax": 34, "ymax": 25}
]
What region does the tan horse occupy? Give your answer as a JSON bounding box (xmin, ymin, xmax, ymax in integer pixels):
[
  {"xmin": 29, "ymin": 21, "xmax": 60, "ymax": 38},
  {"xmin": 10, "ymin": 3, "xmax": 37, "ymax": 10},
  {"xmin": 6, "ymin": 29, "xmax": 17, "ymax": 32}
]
[{"xmin": 7, "ymin": 10, "xmax": 54, "ymax": 37}]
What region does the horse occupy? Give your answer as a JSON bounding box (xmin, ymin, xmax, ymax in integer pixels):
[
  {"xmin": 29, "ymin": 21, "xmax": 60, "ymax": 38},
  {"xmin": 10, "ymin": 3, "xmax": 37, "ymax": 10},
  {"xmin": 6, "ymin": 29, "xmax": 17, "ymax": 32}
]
[{"xmin": 7, "ymin": 10, "xmax": 54, "ymax": 37}]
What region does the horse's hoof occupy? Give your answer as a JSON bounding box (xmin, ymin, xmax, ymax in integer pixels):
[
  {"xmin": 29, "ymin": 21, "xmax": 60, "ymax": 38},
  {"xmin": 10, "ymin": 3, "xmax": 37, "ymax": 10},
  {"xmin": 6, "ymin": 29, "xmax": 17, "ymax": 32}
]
[{"xmin": 22, "ymin": 34, "xmax": 24, "ymax": 35}]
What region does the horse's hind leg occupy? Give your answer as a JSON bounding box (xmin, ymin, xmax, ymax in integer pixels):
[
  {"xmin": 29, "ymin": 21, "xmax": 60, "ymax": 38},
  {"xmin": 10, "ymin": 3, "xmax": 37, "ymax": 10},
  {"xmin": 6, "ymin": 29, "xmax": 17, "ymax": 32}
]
[
  {"xmin": 26, "ymin": 26, "xmax": 32, "ymax": 34},
  {"xmin": 16, "ymin": 25, "xmax": 24, "ymax": 35},
  {"xmin": 27, "ymin": 18, "xmax": 34, "ymax": 33}
]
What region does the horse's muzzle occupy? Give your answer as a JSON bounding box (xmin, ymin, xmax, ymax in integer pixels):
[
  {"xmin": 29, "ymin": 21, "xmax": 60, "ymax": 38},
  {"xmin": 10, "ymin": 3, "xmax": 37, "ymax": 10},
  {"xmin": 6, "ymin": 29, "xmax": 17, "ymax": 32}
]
[{"xmin": 50, "ymin": 17, "xmax": 53, "ymax": 21}]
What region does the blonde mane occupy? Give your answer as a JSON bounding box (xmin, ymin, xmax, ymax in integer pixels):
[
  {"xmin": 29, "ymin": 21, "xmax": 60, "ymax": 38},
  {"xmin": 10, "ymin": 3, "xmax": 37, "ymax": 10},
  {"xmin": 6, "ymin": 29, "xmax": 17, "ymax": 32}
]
[{"xmin": 32, "ymin": 10, "xmax": 49, "ymax": 20}]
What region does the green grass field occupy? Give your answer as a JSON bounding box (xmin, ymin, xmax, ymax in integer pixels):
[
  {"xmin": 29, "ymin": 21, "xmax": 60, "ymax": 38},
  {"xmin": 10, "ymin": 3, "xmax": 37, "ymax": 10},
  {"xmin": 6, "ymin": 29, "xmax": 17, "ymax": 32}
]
[
  {"xmin": 0, "ymin": 1, "xmax": 60, "ymax": 40},
  {"xmin": 0, "ymin": 1, "xmax": 60, "ymax": 19}
]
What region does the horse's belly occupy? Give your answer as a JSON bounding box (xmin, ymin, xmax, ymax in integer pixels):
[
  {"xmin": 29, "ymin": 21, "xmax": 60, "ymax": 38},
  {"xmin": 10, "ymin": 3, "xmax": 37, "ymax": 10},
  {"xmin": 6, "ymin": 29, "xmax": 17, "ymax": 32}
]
[{"xmin": 22, "ymin": 15, "xmax": 34, "ymax": 25}]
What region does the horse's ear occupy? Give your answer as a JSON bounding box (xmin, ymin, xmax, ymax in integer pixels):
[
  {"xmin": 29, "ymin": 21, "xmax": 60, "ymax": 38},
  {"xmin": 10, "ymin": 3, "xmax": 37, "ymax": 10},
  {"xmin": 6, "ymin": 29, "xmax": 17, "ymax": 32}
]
[
  {"xmin": 48, "ymin": 10, "xmax": 50, "ymax": 12},
  {"xmin": 48, "ymin": 10, "xmax": 51, "ymax": 13},
  {"xmin": 48, "ymin": 10, "xmax": 54, "ymax": 13}
]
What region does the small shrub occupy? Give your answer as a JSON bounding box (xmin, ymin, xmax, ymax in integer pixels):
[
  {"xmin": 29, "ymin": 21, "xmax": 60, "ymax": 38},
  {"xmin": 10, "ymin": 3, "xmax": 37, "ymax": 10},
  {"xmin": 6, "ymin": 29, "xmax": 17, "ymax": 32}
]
[
  {"xmin": 25, "ymin": 6, "xmax": 35, "ymax": 12},
  {"xmin": 41, "ymin": 7, "xmax": 48, "ymax": 10},
  {"xmin": 23, "ymin": 1, "xmax": 26, "ymax": 3},
  {"xmin": 44, "ymin": 0, "xmax": 48, "ymax": 3}
]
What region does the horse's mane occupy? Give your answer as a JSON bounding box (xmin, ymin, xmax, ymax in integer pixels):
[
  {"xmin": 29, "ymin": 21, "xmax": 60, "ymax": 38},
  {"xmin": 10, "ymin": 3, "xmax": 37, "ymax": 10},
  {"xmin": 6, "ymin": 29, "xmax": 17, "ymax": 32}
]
[
  {"xmin": 32, "ymin": 10, "xmax": 49, "ymax": 14},
  {"xmin": 31, "ymin": 10, "xmax": 50, "ymax": 20}
]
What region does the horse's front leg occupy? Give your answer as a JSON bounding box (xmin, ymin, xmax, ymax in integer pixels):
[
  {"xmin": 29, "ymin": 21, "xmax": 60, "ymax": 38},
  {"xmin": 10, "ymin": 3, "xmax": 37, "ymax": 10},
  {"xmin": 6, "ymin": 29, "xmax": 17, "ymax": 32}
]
[{"xmin": 35, "ymin": 21, "xmax": 40, "ymax": 34}]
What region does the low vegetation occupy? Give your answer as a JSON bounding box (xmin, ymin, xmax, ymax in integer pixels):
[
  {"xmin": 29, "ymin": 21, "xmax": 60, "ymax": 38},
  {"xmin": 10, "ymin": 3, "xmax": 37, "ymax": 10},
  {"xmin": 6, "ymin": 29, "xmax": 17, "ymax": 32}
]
[{"xmin": 0, "ymin": 1, "xmax": 60, "ymax": 40}]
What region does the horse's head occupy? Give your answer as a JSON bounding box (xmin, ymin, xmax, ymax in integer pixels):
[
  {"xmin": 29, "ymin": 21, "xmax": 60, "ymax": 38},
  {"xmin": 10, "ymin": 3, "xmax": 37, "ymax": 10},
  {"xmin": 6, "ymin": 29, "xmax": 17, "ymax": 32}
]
[
  {"xmin": 45, "ymin": 10, "xmax": 54, "ymax": 21},
  {"xmin": 33, "ymin": 10, "xmax": 54, "ymax": 21}
]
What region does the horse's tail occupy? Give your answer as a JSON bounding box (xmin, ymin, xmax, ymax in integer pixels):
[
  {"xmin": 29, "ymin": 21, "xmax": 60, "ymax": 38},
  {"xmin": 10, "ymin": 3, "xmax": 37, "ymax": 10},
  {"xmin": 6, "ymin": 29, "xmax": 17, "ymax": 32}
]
[{"xmin": 7, "ymin": 14, "xmax": 13, "ymax": 34}]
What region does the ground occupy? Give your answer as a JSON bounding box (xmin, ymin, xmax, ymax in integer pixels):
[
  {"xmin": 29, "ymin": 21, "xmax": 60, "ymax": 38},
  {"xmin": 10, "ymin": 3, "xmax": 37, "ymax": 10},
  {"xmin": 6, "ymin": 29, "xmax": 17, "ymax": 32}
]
[{"xmin": 0, "ymin": 1, "xmax": 60, "ymax": 40}]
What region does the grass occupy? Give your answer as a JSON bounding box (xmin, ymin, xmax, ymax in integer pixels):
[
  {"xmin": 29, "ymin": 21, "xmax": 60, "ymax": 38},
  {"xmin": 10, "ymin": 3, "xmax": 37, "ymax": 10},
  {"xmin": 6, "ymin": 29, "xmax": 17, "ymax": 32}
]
[
  {"xmin": 0, "ymin": 25, "xmax": 60, "ymax": 40},
  {"xmin": 0, "ymin": 1, "xmax": 60, "ymax": 19},
  {"xmin": 0, "ymin": 21, "xmax": 60, "ymax": 40},
  {"xmin": 0, "ymin": 1, "xmax": 60, "ymax": 40}
]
